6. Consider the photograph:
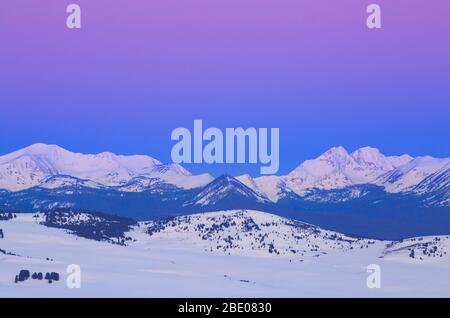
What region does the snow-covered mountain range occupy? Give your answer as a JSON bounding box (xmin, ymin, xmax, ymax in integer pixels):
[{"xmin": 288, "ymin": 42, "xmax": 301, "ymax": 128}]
[
  {"xmin": 0, "ymin": 143, "xmax": 448, "ymax": 200},
  {"xmin": 0, "ymin": 143, "xmax": 448, "ymax": 240},
  {"xmin": 238, "ymin": 146, "xmax": 449, "ymax": 203},
  {"xmin": 0, "ymin": 143, "xmax": 212, "ymax": 192}
]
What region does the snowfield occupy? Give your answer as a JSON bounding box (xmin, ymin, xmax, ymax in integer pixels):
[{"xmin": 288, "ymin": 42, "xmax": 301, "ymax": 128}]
[{"xmin": 1, "ymin": 210, "xmax": 450, "ymax": 297}]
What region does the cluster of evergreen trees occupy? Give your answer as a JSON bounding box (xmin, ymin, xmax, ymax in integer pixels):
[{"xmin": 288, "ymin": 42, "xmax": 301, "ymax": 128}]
[
  {"xmin": 14, "ymin": 270, "xmax": 30, "ymax": 283},
  {"xmin": 14, "ymin": 269, "xmax": 60, "ymax": 284},
  {"xmin": 42, "ymin": 209, "xmax": 136, "ymax": 245},
  {"xmin": 0, "ymin": 212, "xmax": 16, "ymax": 221}
]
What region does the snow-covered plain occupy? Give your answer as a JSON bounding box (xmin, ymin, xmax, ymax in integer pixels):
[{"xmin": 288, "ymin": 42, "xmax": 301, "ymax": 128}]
[{"xmin": 1, "ymin": 210, "xmax": 450, "ymax": 297}]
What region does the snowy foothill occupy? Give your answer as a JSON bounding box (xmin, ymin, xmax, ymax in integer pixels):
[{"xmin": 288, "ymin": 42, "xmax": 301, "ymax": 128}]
[{"xmin": 1, "ymin": 210, "xmax": 450, "ymax": 297}]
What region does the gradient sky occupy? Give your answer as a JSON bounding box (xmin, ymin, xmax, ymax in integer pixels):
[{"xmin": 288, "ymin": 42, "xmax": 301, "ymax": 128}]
[{"xmin": 1, "ymin": 0, "xmax": 449, "ymax": 176}]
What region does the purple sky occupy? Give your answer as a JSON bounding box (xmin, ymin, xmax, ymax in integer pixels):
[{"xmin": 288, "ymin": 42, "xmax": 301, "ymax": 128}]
[{"xmin": 1, "ymin": 0, "xmax": 449, "ymax": 176}]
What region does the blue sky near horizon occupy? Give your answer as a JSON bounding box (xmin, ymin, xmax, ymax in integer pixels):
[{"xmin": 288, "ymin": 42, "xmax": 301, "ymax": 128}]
[{"xmin": 0, "ymin": 0, "xmax": 449, "ymax": 177}]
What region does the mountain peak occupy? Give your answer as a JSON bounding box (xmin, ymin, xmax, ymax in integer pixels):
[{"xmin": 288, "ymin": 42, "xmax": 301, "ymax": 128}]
[
  {"xmin": 351, "ymin": 146, "xmax": 384, "ymax": 165},
  {"xmin": 321, "ymin": 146, "xmax": 349, "ymax": 157},
  {"xmin": 218, "ymin": 173, "xmax": 235, "ymax": 180},
  {"xmin": 352, "ymin": 146, "xmax": 381, "ymax": 156},
  {"xmin": 351, "ymin": 147, "xmax": 412, "ymax": 169},
  {"xmin": 286, "ymin": 145, "xmax": 416, "ymax": 193},
  {"xmin": 206, "ymin": 174, "xmax": 239, "ymax": 186},
  {"xmin": 15, "ymin": 142, "xmax": 67, "ymax": 156},
  {"xmin": 25, "ymin": 142, "xmax": 56, "ymax": 150},
  {"xmin": 187, "ymin": 174, "xmax": 270, "ymax": 208},
  {"xmin": 0, "ymin": 143, "xmax": 211, "ymax": 191}
]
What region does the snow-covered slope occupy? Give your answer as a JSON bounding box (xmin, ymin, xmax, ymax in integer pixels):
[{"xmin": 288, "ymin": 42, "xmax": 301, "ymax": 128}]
[
  {"xmin": 186, "ymin": 175, "xmax": 271, "ymax": 209},
  {"xmin": 352, "ymin": 147, "xmax": 412, "ymax": 172},
  {"xmin": 0, "ymin": 143, "xmax": 212, "ymax": 191},
  {"xmin": 285, "ymin": 146, "xmax": 412, "ymax": 195},
  {"xmin": 232, "ymin": 147, "xmax": 448, "ymax": 203},
  {"xmin": 142, "ymin": 210, "xmax": 379, "ymax": 258},
  {"xmin": 235, "ymin": 174, "xmax": 265, "ymax": 196},
  {"xmin": 236, "ymin": 146, "xmax": 415, "ymax": 201},
  {"xmin": 2, "ymin": 209, "xmax": 450, "ymax": 297},
  {"xmin": 37, "ymin": 175, "xmax": 106, "ymax": 190},
  {"xmin": 382, "ymin": 235, "xmax": 450, "ymax": 262},
  {"xmin": 377, "ymin": 156, "xmax": 450, "ymax": 193},
  {"xmin": 411, "ymin": 164, "xmax": 450, "ymax": 206},
  {"xmin": 237, "ymin": 174, "xmax": 289, "ymax": 202}
]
